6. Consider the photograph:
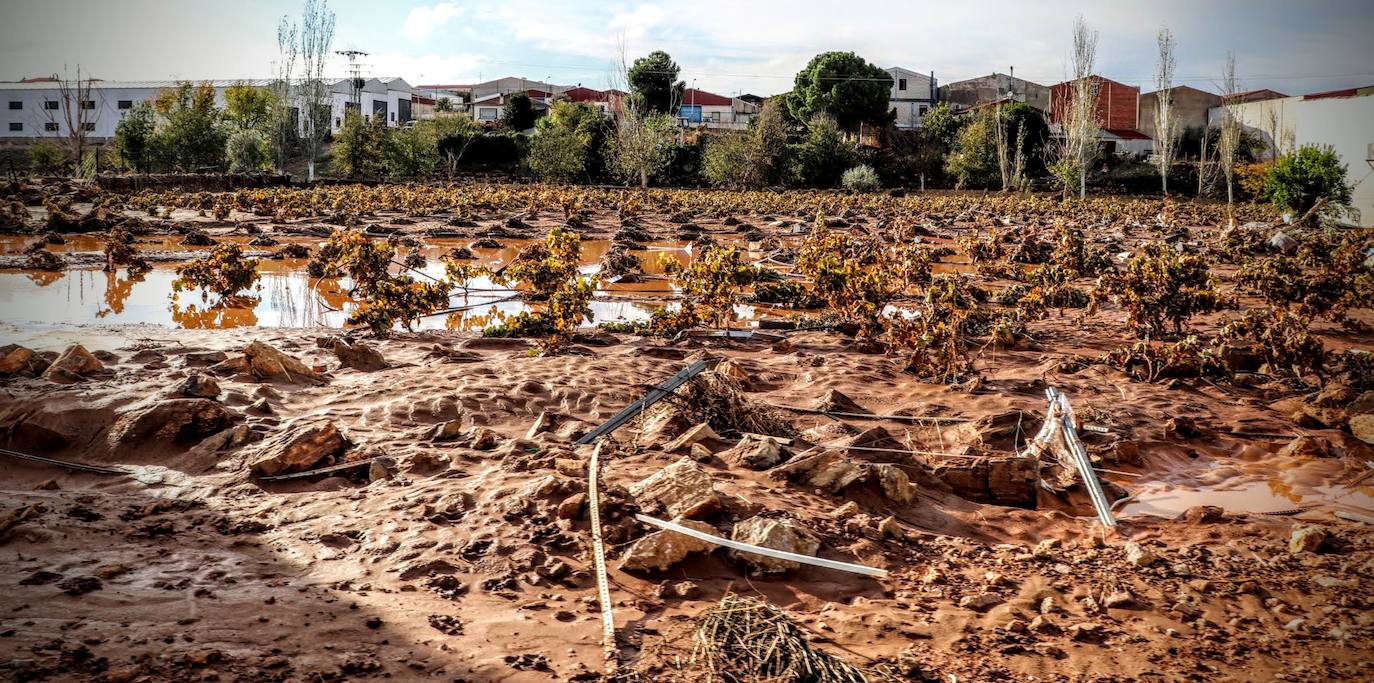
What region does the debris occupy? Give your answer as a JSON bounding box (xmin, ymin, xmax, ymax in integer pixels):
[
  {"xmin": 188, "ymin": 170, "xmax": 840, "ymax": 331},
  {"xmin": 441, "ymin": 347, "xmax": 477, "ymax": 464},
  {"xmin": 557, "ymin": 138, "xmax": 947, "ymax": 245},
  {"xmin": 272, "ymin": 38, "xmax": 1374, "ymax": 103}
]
[
  {"xmin": 1350, "ymin": 414, "xmax": 1374, "ymax": 445},
  {"xmin": 728, "ymin": 515, "xmax": 822, "ymax": 574},
  {"xmin": 577, "ymin": 360, "xmax": 710, "ymax": 445},
  {"xmin": 107, "ymin": 399, "xmax": 234, "ymax": 447},
  {"xmin": 673, "ymin": 371, "xmax": 794, "ymax": 438},
  {"xmin": 319, "ymin": 336, "xmax": 388, "ymax": 372},
  {"xmin": 663, "ymin": 422, "xmax": 724, "ymax": 453},
  {"xmin": 637, "ymin": 514, "xmax": 885, "ymax": 578},
  {"xmin": 174, "ymin": 373, "xmax": 220, "ymax": 399},
  {"xmin": 959, "ymin": 593, "xmax": 1004, "ymax": 611},
  {"xmin": 255, "ymin": 455, "xmax": 393, "ymax": 482},
  {"xmin": 816, "ymin": 388, "xmax": 872, "ymax": 415},
  {"xmin": 1124, "ymin": 541, "xmax": 1158, "ymax": 567},
  {"xmin": 1289, "ymin": 525, "xmax": 1328, "ymax": 554},
  {"xmin": 688, "ymin": 594, "xmax": 869, "ymax": 683},
  {"xmin": 0, "ymin": 447, "xmax": 126, "ymax": 476},
  {"xmin": 0, "ymin": 346, "xmax": 49, "ymax": 377},
  {"xmin": 720, "ymin": 433, "xmax": 786, "ymax": 470},
  {"xmin": 586, "ymin": 442, "xmax": 617, "ymax": 672}
]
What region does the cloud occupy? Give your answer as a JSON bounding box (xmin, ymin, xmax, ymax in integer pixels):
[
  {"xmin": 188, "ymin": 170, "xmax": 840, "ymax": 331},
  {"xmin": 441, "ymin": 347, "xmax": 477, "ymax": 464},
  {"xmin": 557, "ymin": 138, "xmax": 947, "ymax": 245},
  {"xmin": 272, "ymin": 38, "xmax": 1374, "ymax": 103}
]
[
  {"xmin": 402, "ymin": 3, "xmax": 464, "ymax": 42},
  {"xmin": 369, "ymin": 52, "xmax": 485, "ymax": 84}
]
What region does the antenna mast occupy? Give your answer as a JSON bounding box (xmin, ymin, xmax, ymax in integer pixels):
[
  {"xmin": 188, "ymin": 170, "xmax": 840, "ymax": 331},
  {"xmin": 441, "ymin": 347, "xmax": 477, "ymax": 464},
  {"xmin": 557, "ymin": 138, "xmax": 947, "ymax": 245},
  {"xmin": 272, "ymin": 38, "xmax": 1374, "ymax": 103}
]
[{"xmin": 336, "ymin": 49, "xmax": 369, "ymax": 108}]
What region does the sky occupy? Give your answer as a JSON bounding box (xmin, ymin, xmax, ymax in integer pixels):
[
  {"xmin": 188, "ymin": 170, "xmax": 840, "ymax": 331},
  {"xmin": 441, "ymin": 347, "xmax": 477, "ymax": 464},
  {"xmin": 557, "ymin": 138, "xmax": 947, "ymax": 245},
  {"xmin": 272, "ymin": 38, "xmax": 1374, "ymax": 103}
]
[{"xmin": 2, "ymin": 0, "xmax": 1373, "ymax": 98}]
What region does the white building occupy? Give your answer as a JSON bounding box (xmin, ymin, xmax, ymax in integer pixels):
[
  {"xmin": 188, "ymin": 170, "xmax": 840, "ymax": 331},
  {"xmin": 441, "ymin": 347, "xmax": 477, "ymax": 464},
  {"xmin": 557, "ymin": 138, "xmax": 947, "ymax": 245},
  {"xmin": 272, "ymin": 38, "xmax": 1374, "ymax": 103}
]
[
  {"xmin": 1, "ymin": 77, "xmax": 417, "ymax": 142},
  {"xmin": 1210, "ymin": 85, "xmax": 1374, "ymax": 227},
  {"xmin": 676, "ymin": 88, "xmax": 759, "ymax": 131},
  {"xmin": 886, "ymin": 67, "xmax": 937, "ymax": 129}
]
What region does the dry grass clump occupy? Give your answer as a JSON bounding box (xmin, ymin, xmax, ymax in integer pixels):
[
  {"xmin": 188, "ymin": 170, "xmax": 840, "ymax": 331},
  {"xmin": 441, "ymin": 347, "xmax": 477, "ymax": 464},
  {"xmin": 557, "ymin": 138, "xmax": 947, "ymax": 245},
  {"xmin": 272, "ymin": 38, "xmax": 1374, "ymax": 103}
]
[
  {"xmin": 674, "ymin": 371, "xmax": 795, "ymax": 438},
  {"xmin": 689, "ymin": 594, "xmax": 868, "ymax": 683}
]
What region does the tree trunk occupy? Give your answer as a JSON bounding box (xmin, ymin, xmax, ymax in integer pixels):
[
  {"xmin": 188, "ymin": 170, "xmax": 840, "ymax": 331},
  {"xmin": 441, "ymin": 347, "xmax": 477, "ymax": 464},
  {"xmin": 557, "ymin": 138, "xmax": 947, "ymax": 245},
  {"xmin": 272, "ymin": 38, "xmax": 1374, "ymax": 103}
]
[
  {"xmin": 639, "ymin": 167, "xmax": 647, "ymax": 189},
  {"xmin": 1078, "ymin": 168, "xmax": 1086, "ymax": 200}
]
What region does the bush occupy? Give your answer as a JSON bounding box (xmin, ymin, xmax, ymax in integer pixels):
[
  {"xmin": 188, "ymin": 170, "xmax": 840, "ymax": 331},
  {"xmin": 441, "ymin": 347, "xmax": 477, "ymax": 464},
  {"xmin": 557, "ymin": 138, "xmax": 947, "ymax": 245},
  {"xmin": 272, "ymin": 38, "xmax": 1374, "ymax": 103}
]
[
  {"xmin": 1260, "ymin": 145, "xmax": 1353, "ymax": 221},
  {"xmin": 841, "ymin": 164, "xmax": 881, "ymax": 191},
  {"xmin": 112, "ymin": 103, "xmax": 158, "ymax": 173},
  {"xmin": 791, "ymin": 115, "xmax": 856, "ymax": 188},
  {"xmin": 703, "ymin": 133, "xmax": 762, "ymax": 189},
  {"xmin": 383, "ymin": 123, "xmax": 440, "ymax": 179},
  {"xmin": 226, "ymin": 129, "xmax": 271, "ymax": 173},
  {"xmin": 527, "ymin": 127, "xmax": 587, "ymax": 181},
  {"xmin": 27, "ymin": 140, "xmax": 64, "ymax": 174},
  {"xmin": 172, "ymin": 244, "xmax": 261, "ymax": 301},
  {"xmin": 1093, "ymin": 242, "xmax": 1229, "ymax": 339},
  {"xmin": 332, "ymin": 110, "xmax": 388, "ymax": 178}
]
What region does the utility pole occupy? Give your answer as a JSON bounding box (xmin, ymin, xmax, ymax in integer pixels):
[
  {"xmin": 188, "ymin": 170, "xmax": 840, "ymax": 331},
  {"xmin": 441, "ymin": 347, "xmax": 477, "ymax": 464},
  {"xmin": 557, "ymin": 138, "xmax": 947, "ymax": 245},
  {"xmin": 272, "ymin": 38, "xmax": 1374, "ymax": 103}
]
[{"xmin": 336, "ymin": 49, "xmax": 368, "ymax": 111}]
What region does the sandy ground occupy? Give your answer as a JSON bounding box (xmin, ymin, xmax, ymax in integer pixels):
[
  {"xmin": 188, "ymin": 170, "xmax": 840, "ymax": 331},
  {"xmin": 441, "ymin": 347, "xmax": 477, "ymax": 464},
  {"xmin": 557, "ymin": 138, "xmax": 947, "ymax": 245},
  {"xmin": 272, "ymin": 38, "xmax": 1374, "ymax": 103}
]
[{"xmin": 1, "ymin": 318, "xmax": 1372, "ymax": 683}]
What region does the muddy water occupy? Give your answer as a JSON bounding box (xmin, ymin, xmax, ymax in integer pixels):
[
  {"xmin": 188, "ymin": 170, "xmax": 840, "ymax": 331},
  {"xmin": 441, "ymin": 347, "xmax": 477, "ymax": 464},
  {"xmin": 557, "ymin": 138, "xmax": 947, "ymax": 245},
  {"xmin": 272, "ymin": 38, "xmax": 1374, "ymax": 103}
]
[
  {"xmin": 1120, "ymin": 454, "xmax": 1374, "ymax": 518},
  {"xmin": 0, "ymin": 235, "xmax": 712, "ymax": 332}
]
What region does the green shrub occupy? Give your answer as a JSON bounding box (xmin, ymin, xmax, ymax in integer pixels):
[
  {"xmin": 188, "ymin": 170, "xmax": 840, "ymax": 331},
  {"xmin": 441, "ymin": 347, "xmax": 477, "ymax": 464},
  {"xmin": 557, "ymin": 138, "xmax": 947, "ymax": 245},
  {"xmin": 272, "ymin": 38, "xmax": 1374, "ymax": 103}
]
[
  {"xmin": 1261, "ymin": 145, "xmax": 1353, "ymax": 221},
  {"xmin": 841, "ymin": 164, "xmax": 881, "ymax": 191},
  {"xmin": 528, "ymin": 127, "xmax": 587, "ymax": 181},
  {"xmin": 226, "ymin": 129, "xmax": 271, "ymax": 173},
  {"xmin": 27, "ymin": 140, "xmax": 64, "ymax": 174}
]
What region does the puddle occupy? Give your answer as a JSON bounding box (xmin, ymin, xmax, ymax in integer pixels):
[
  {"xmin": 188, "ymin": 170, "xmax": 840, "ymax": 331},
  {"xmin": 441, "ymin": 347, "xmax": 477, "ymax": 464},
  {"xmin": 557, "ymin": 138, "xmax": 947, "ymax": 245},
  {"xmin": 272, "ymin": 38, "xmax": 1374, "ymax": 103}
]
[{"xmin": 1120, "ymin": 456, "xmax": 1374, "ymax": 518}]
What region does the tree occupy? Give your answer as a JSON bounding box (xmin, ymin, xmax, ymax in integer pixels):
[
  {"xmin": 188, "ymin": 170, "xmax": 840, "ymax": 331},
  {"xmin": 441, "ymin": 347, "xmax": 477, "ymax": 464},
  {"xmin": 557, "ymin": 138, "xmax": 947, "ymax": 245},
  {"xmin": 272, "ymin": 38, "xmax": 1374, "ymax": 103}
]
[
  {"xmin": 787, "ymin": 52, "xmax": 892, "ymax": 134},
  {"xmin": 224, "ymin": 83, "xmax": 275, "ymax": 132},
  {"xmin": 436, "ymin": 97, "xmax": 454, "ymax": 113},
  {"xmin": 153, "ymin": 82, "xmax": 227, "ymax": 170},
  {"xmin": 270, "ymin": 15, "xmax": 300, "ymax": 172},
  {"xmin": 1052, "ymin": 16, "xmax": 1100, "ymax": 199},
  {"xmin": 607, "ymin": 111, "xmax": 674, "ymax": 188},
  {"xmin": 383, "ymin": 122, "xmax": 440, "ymax": 178},
  {"xmin": 628, "ymin": 51, "xmax": 684, "ymax": 115},
  {"xmin": 227, "ymin": 129, "xmax": 271, "ymax": 172},
  {"xmin": 297, "ymin": 0, "xmax": 335, "ymax": 181},
  {"xmin": 39, "ymin": 66, "xmax": 99, "ymax": 177},
  {"xmin": 528, "ymin": 127, "xmax": 588, "ymax": 181},
  {"xmin": 921, "ymin": 102, "xmax": 960, "ymax": 148},
  {"xmin": 1153, "ymin": 27, "xmax": 1180, "ymax": 195},
  {"xmin": 332, "ymin": 109, "xmax": 386, "ymax": 178},
  {"xmin": 1261, "ymin": 145, "xmax": 1353, "ymax": 221},
  {"xmin": 947, "ymin": 107, "xmax": 1000, "ymax": 189},
  {"xmin": 112, "ymin": 102, "xmax": 157, "ymax": 173},
  {"xmin": 1217, "ymin": 52, "xmax": 1243, "ymax": 213},
  {"xmin": 502, "ymin": 92, "xmax": 537, "ymax": 130},
  {"xmin": 791, "ymin": 114, "xmax": 857, "ymax": 188}
]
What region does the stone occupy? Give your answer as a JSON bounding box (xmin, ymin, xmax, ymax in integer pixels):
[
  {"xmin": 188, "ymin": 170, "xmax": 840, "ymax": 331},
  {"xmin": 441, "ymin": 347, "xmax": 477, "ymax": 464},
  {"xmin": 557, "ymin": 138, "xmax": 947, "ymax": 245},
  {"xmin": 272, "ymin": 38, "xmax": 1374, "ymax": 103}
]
[
  {"xmin": 1164, "ymin": 416, "xmax": 1200, "ymax": 439},
  {"xmin": 1103, "ymin": 590, "xmax": 1135, "ymax": 609},
  {"xmin": 663, "ymin": 422, "xmax": 723, "ymax": 453},
  {"xmin": 431, "ymin": 420, "xmax": 465, "ymax": 441},
  {"xmin": 556, "ymin": 492, "xmax": 586, "ymax": 520},
  {"xmin": 619, "ymin": 519, "xmax": 718, "ymax": 572},
  {"xmin": 1289, "ymin": 525, "xmax": 1328, "ymax": 554},
  {"xmin": 1267, "ymin": 231, "xmax": 1298, "ymax": 254},
  {"xmin": 1350, "ymin": 414, "xmax": 1374, "ymax": 446},
  {"xmin": 40, "ymin": 344, "xmax": 103, "ymax": 383},
  {"xmin": 243, "ymin": 341, "xmax": 324, "ymax": 384},
  {"xmin": 1123, "ymin": 541, "xmax": 1158, "ymax": 567},
  {"xmin": 878, "ymin": 516, "xmax": 904, "ymax": 539},
  {"xmin": 250, "ymin": 421, "xmax": 350, "ymax": 476},
  {"xmin": 728, "ymin": 515, "xmax": 820, "ymax": 573},
  {"xmin": 175, "ymin": 373, "xmax": 221, "ymax": 399},
  {"xmin": 815, "ymin": 388, "xmax": 871, "ymax": 415},
  {"xmin": 1068, "ymin": 622, "xmax": 1103, "ymax": 641},
  {"xmin": 1113, "ymin": 440, "xmax": 1142, "ymax": 466},
  {"xmin": 770, "ymin": 450, "xmax": 870, "ymax": 492},
  {"xmin": 1347, "ymin": 391, "xmax": 1374, "ymax": 417},
  {"xmin": 0, "ymin": 346, "xmax": 49, "ymax": 377},
  {"xmin": 628, "ymin": 457, "xmax": 721, "ymax": 519},
  {"xmin": 321, "ymin": 336, "xmax": 388, "ymax": 372},
  {"xmin": 108, "ymin": 399, "xmax": 234, "ymax": 447},
  {"xmin": 1179, "ymin": 505, "xmax": 1225, "ymax": 524},
  {"xmin": 465, "ymin": 426, "xmax": 500, "ymax": 450},
  {"xmin": 871, "ymin": 463, "xmax": 918, "ymax": 503},
  {"xmin": 1029, "ymin": 615, "xmax": 1056, "ymax": 633},
  {"xmin": 959, "ymin": 593, "xmax": 1004, "ymax": 611},
  {"xmin": 832, "ymin": 501, "xmax": 860, "ymax": 519},
  {"xmin": 1277, "ymin": 435, "xmax": 1336, "ymax": 459},
  {"xmin": 720, "ymin": 434, "xmax": 785, "ymax": 470},
  {"xmin": 1033, "ymin": 539, "xmax": 1060, "ymax": 559}
]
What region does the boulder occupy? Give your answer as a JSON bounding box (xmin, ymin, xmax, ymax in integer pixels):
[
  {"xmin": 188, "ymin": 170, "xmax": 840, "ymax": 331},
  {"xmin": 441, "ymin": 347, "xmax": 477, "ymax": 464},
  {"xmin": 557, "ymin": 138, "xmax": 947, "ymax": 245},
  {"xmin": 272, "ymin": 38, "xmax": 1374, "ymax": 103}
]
[
  {"xmin": 251, "ymin": 421, "xmax": 350, "ymax": 477},
  {"xmin": 1277, "ymin": 435, "xmax": 1336, "ymax": 459},
  {"xmin": 619, "ymin": 519, "xmax": 718, "ymax": 572},
  {"xmin": 628, "ymin": 457, "xmax": 720, "ymax": 519},
  {"xmin": 728, "ymin": 515, "xmax": 820, "ymax": 574},
  {"xmin": 815, "ymin": 388, "xmax": 871, "ymax": 415},
  {"xmin": 770, "ymin": 450, "xmax": 868, "ymax": 493},
  {"xmin": 720, "ymin": 434, "xmax": 786, "ymax": 470},
  {"xmin": 871, "ymin": 464, "xmax": 918, "ymax": 504},
  {"xmin": 242, "ymin": 341, "xmax": 324, "ymax": 384},
  {"xmin": 1123, "ymin": 541, "xmax": 1158, "ymax": 567},
  {"xmin": 1289, "ymin": 525, "xmax": 1328, "ymax": 554},
  {"xmin": 636, "ymin": 406, "xmax": 694, "ymax": 447},
  {"xmin": 320, "ymin": 336, "xmax": 388, "ymax": 372},
  {"xmin": 1350, "ymin": 414, "xmax": 1374, "ymax": 446},
  {"xmin": 108, "ymin": 399, "xmax": 234, "ymax": 447},
  {"xmin": 0, "ymin": 346, "xmax": 49, "ymax": 377},
  {"xmin": 40, "ymin": 344, "xmax": 103, "ymax": 383},
  {"xmin": 174, "ymin": 373, "xmax": 220, "ymax": 399}
]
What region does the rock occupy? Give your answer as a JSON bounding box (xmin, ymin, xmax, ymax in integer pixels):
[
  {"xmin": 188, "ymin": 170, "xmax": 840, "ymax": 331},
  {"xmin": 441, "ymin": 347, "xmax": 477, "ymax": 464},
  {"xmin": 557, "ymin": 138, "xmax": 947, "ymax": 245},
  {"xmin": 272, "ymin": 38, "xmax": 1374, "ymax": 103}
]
[
  {"xmin": 368, "ymin": 458, "xmax": 393, "ymax": 482},
  {"xmin": 1267, "ymin": 231, "xmax": 1298, "ymax": 254},
  {"xmin": 1029, "ymin": 615, "xmax": 1057, "ymax": 633},
  {"xmin": 1348, "ymin": 391, "xmax": 1374, "ymax": 417},
  {"xmin": 1068, "ymin": 622, "xmax": 1103, "ymax": 642},
  {"xmin": 1179, "ymin": 505, "xmax": 1225, "ymax": 524},
  {"xmin": 1103, "ymin": 590, "xmax": 1135, "ymax": 609},
  {"xmin": 321, "ymin": 336, "xmax": 388, "ymax": 371},
  {"xmin": 832, "ymin": 501, "xmax": 860, "ymax": 519},
  {"xmin": 1289, "ymin": 525, "xmax": 1328, "ymax": 554},
  {"xmin": 1277, "ymin": 435, "xmax": 1335, "ymax": 459},
  {"xmin": 619, "ymin": 519, "xmax": 718, "ymax": 572},
  {"xmin": 959, "ymin": 592, "xmax": 1004, "ymax": 611},
  {"xmin": 1113, "ymin": 440, "xmax": 1142, "ymax": 466},
  {"xmin": 250, "ymin": 421, "xmax": 350, "ymax": 476},
  {"xmin": 871, "ymin": 463, "xmax": 918, "ymax": 503},
  {"xmin": 40, "ymin": 344, "xmax": 103, "ymax": 383},
  {"xmin": 1164, "ymin": 416, "xmax": 1200, "ymax": 439},
  {"xmin": 663, "ymin": 422, "xmax": 723, "ymax": 453},
  {"xmin": 555, "ymin": 492, "xmax": 586, "ymax": 520},
  {"xmin": 1123, "ymin": 541, "xmax": 1158, "ymax": 567},
  {"xmin": 108, "ymin": 399, "xmax": 234, "ymax": 447},
  {"xmin": 1350, "ymin": 414, "xmax": 1374, "ymax": 445},
  {"xmin": 465, "ymin": 426, "xmax": 500, "ymax": 450},
  {"xmin": 242, "ymin": 341, "xmax": 324, "ymax": 384},
  {"xmin": 431, "ymin": 420, "xmax": 465, "ymax": 441},
  {"xmin": 770, "ymin": 450, "xmax": 869, "ymax": 493},
  {"xmin": 636, "ymin": 406, "xmax": 693, "ymax": 447},
  {"xmin": 0, "ymin": 346, "xmax": 49, "ymax": 377},
  {"xmin": 1033, "ymin": 539, "xmax": 1060, "ymax": 559},
  {"xmin": 878, "ymin": 516, "xmax": 904, "ymax": 539},
  {"xmin": 815, "ymin": 388, "xmax": 870, "ymax": 415},
  {"xmin": 720, "ymin": 434, "xmax": 785, "ymax": 470},
  {"xmin": 728, "ymin": 515, "xmax": 820, "ymax": 574},
  {"xmin": 174, "ymin": 373, "xmax": 220, "ymax": 399},
  {"xmin": 628, "ymin": 457, "xmax": 721, "ymax": 519}
]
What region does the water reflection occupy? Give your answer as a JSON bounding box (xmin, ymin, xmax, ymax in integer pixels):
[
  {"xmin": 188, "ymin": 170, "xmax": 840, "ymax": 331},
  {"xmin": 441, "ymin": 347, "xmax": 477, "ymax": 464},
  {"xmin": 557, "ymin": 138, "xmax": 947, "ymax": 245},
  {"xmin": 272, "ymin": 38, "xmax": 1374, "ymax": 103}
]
[
  {"xmin": 170, "ymin": 299, "xmax": 261, "ymax": 328},
  {"xmin": 97, "ymin": 269, "xmax": 145, "ymax": 317}
]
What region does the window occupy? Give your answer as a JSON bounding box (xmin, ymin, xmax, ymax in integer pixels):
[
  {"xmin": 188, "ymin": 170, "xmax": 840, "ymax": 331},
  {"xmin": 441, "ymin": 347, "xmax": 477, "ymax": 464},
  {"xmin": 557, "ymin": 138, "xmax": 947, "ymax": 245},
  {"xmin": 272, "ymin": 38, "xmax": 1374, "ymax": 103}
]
[
  {"xmin": 478, "ymin": 108, "xmax": 498, "ymax": 120},
  {"xmin": 44, "ymin": 122, "xmax": 58, "ymax": 132},
  {"xmin": 898, "ymin": 78, "xmax": 907, "ymax": 91},
  {"xmin": 8, "ymin": 122, "xmax": 21, "ymax": 131},
  {"xmin": 81, "ymin": 100, "xmax": 95, "ymax": 110},
  {"xmin": 390, "ymin": 111, "xmax": 395, "ymax": 122},
  {"xmin": 7, "ymin": 101, "xmax": 20, "ymax": 110},
  {"xmin": 44, "ymin": 100, "xmax": 58, "ymax": 110},
  {"xmin": 919, "ymin": 105, "xmax": 929, "ymax": 116},
  {"xmin": 82, "ymin": 122, "xmax": 95, "ymax": 131},
  {"xmin": 118, "ymin": 100, "xmax": 132, "ymax": 110}
]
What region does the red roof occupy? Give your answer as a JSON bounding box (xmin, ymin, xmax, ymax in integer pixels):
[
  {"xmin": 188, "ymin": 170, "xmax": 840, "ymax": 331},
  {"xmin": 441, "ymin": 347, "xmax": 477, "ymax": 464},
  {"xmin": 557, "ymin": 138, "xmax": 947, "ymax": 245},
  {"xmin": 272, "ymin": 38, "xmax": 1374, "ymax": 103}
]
[
  {"xmin": 1223, "ymin": 88, "xmax": 1288, "ymax": 104},
  {"xmin": 1303, "ymin": 85, "xmax": 1374, "ymax": 101},
  {"xmin": 1104, "ymin": 129, "xmax": 1151, "ymax": 140},
  {"xmin": 412, "ymin": 95, "xmax": 436, "ymax": 105},
  {"xmin": 563, "ymin": 86, "xmax": 607, "ymax": 103},
  {"xmin": 681, "ymin": 88, "xmax": 732, "ymax": 107}
]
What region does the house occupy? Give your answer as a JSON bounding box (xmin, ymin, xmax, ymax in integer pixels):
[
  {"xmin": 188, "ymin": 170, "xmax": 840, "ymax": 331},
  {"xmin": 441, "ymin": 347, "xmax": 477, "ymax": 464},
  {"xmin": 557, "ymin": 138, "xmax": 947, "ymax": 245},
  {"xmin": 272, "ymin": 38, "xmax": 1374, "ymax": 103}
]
[
  {"xmin": 1223, "ymin": 89, "xmax": 1288, "ymax": 105},
  {"xmin": 1208, "ymin": 85, "xmax": 1374, "ymax": 226},
  {"xmin": 1137, "ymin": 85, "xmax": 1222, "ymax": 141},
  {"xmin": 0, "ymin": 76, "xmax": 417, "ymax": 143},
  {"xmin": 885, "ymin": 67, "xmax": 936, "ymax": 129},
  {"xmin": 676, "ymin": 88, "xmax": 759, "ymax": 130},
  {"xmin": 562, "ymin": 86, "xmax": 615, "ymax": 116},
  {"xmin": 939, "ymin": 73, "xmax": 1049, "ymax": 111},
  {"xmin": 1049, "ymin": 75, "xmax": 1149, "ymax": 155},
  {"xmin": 471, "ymin": 88, "xmax": 556, "ymax": 124}
]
